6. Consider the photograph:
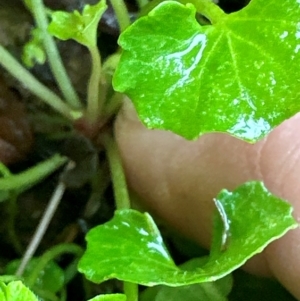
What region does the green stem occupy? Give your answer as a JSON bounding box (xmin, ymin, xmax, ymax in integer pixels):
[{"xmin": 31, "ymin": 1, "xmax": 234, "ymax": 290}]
[
  {"xmin": 0, "ymin": 46, "xmax": 81, "ymax": 121},
  {"xmin": 110, "ymin": 0, "xmax": 131, "ymax": 32},
  {"xmin": 0, "ymin": 154, "xmax": 67, "ymax": 191},
  {"xmin": 136, "ymin": 0, "xmax": 150, "ymax": 10},
  {"xmin": 102, "ymin": 133, "xmax": 131, "ymax": 210},
  {"xmin": 102, "ymin": 93, "xmax": 123, "ymax": 120},
  {"xmin": 0, "ymin": 162, "xmax": 11, "ymax": 178},
  {"xmin": 180, "ymin": 0, "xmax": 226, "ymax": 24},
  {"xmin": 124, "ymin": 282, "xmax": 139, "ymax": 301},
  {"xmin": 30, "ymin": 0, "xmax": 82, "ymax": 109},
  {"xmin": 86, "ymin": 46, "xmax": 102, "ymax": 122},
  {"xmin": 26, "ymin": 243, "xmax": 83, "ymax": 287},
  {"xmin": 103, "ymin": 133, "xmax": 138, "ymax": 301},
  {"xmin": 63, "ymin": 258, "xmax": 81, "ymax": 284}
]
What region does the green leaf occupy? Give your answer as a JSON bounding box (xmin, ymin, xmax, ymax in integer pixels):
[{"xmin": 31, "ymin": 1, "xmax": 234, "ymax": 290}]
[
  {"xmin": 140, "ymin": 258, "xmax": 232, "ymax": 301},
  {"xmin": 22, "ymin": 28, "xmax": 46, "ymax": 68},
  {"xmin": 113, "ymin": 0, "xmax": 300, "ymax": 142},
  {"xmin": 48, "ymin": 0, "xmax": 107, "ymax": 47},
  {"xmin": 0, "ymin": 281, "xmax": 39, "ymax": 301},
  {"xmin": 88, "ymin": 294, "xmax": 127, "ymax": 301},
  {"xmin": 5, "ymin": 258, "xmax": 65, "ymax": 294},
  {"xmin": 78, "ymin": 181, "xmax": 297, "ymax": 286}
]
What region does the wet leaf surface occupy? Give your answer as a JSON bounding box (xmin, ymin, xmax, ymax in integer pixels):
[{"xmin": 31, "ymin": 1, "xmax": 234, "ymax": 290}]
[
  {"xmin": 78, "ymin": 181, "xmax": 297, "ymax": 285},
  {"xmin": 114, "ymin": 0, "xmax": 300, "ymax": 142}
]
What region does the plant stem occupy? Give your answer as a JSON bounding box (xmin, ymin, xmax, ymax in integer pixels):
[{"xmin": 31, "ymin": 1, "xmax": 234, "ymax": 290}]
[
  {"xmin": 102, "ymin": 133, "xmax": 131, "ymax": 210},
  {"xmin": 136, "ymin": 0, "xmax": 150, "ymax": 9},
  {"xmin": 0, "ymin": 154, "xmax": 67, "ymax": 191},
  {"xmin": 86, "ymin": 46, "xmax": 102, "ymax": 122},
  {"xmin": 110, "ymin": 0, "xmax": 131, "ymax": 32},
  {"xmin": 0, "ymin": 162, "xmax": 11, "ymax": 178},
  {"xmin": 180, "ymin": 0, "xmax": 226, "ymax": 24},
  {"xmin": 0, "ymin": 46, "xmax": 81, "ymax": 121},
  {"xmin": 102, "ymin": 93, "xmax": 123, "ymax": 120},
  {"xmin": 30, "ymin": 0, "xmax": 82, "ymax": 109},
  {"xmin": 124, "ymin": 282, "xmax": 139, "ymax": 301},
  {"xmin": 16, "ymin": 178, "xmax": 67, "ymax": 276},
  {"xmin": 103, "ymin": 134, "xmax": 139, "ymax": 301},
  {"xmin": 26, "ymin": 243, "xmax": 83, "ymax": 287}
]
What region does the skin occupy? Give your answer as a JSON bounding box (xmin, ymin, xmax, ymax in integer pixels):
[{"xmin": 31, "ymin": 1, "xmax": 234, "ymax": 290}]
[{"xmin": 114, "ymin": 100, "xmax": 300, "ymax": 300}]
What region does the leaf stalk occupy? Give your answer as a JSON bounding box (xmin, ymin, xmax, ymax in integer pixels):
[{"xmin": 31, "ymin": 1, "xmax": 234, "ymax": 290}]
[
  {"xmin": 124, "ymin": 282, "xmax": 138, "ymax": 301},
  {"xmin": 0, "ymin": 154, "xmax": 67, "ymax": 191},
  {"xmin": 86, "ymin": 46, "xmax": 102, "ymax": 122},
  {"xmin": 30, "ymin": 0, "xmax": 82, "ymax": 109},
  {"xmin": 110, "ymin": 0, "xmax": 131, "ymax": 32},
  {"xmin": 0, "ymin": 46, "xmax": 81, "ymax": 121},
  {"xmin": 26, "ymin": 243, "xmax": 83, "ymax": 287},
  {"xmin": 102, "ymin": 133, "xmax": 131, "ymax": 210}
]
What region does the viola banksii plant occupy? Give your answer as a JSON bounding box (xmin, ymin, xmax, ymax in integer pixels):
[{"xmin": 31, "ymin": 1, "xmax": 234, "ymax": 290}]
[{"xmin": 0, "ymin": 0, "xmax": 299, "ymax": 300}]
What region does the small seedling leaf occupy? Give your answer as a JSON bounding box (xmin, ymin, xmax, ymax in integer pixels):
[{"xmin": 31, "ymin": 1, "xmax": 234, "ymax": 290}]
[
  {"xmin": 48, "ymin": 0, "xmax": 107, "ymax": 47},
  {"xmin": 22, "ymin": 28, "xmax": 46, "ymax": 67},
  {"xmin": 78, "ymin": 181, "xmax": 297, "ymax": 286},
  {"xmin": 113, "ymin": 0, "xmax": 300, "ymax": 142},
  {"xmin": 0, "ymin": 281, "xmax": 39, "ymax": 301}
]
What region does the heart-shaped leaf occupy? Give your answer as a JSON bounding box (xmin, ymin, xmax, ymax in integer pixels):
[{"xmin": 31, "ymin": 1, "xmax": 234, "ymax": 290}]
[
  {"xmin": 113, "ymin": 0, "xmax": 300, "ymax": 142},
  {"xmin": 78, "ymin": 181, "xmax": 297, "ymax": 286}
]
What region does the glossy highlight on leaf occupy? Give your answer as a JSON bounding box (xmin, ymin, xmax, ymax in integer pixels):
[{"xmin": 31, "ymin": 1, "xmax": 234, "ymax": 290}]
[
  {"xmin": 78, "ymin": 181, "xmax": 297, "ymax": 286},
  {"xmin": 48, "ymin": 0, "xmax": 107, "ymax": 47},
  {"xmin": 113, "ymin": 0, "xmax": 300, "ymax": 142}
]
